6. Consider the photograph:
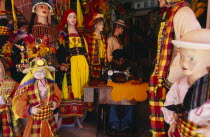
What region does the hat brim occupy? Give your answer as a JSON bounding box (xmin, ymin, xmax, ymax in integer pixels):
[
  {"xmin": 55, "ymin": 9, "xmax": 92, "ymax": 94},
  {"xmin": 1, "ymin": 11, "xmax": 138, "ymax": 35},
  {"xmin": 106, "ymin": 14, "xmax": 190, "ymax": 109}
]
[
  {"xmin": 172, "ymin": 40, "xmax": 210, "ymax": 50},
  {"xmin": 115, "ymin": 22, "xmax": 126, "ymax": 27},
  {"xmin": 23, "ymin": 66, "xmax": 55, "ymax": 74}
]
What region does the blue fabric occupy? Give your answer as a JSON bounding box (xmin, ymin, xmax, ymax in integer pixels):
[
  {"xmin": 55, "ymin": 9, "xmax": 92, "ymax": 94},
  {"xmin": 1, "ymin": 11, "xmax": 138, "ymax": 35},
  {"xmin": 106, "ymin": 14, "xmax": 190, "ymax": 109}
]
[{"xmin": 108, "ymin": 105, "xmax": 133, "ymax": 130}]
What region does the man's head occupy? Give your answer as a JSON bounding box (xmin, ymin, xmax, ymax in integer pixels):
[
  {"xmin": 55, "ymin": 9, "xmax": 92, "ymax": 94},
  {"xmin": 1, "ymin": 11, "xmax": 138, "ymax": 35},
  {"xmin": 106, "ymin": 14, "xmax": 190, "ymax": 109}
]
[
  {"xmin": 112, "ymin": 49, "xmax": 126, "ymax": 65},
  {"xmin": 113, "ymin": 19, "xmax": 126, "ymax": 35}
]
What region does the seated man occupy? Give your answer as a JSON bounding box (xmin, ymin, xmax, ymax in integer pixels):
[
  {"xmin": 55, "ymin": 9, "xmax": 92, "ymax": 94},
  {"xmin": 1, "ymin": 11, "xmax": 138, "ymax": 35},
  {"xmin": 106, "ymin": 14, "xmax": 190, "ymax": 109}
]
[{"xmin": 102, "ymin": 49, "xmax": 142, "ymax": 132}]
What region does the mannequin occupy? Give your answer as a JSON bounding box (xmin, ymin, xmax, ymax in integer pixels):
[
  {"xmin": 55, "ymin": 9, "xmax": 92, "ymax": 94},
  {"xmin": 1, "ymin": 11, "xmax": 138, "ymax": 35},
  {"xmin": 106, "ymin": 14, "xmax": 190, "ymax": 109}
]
[
  {"xmin": 12, "ymin": 1, "xmax": 67, "ymax": 86},
  {"xmin": 12, "ymin": 57, "xmax": 61, "ymax": 137},
  {"xmin": 86, "ymin": 13, "xmax": 107, "ymax": 82},
  {"xmin": 57, "ymin": 10, "xmax": 89, "ymax": 129},
  {"xmin": 107, "ymin": 19, "xmax": 126, "ymax": 62},
  {"xmin": 0, "ymin": 57, "xmax": 21, "ymax": 137},
  {"xmin": 148, "ymin": 0, "xmax": 201, "ymax": 136},
  {"xmin": 162, "ymin": 29, "xmax": 210, "ymax": 137}
]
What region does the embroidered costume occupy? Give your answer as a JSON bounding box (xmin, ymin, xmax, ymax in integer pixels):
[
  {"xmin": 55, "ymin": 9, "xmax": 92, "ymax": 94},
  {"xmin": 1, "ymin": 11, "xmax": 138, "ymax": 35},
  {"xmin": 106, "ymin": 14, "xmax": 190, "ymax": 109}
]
[
  {"xmin": 58, "ymin": 10, "xmax": 89, "ymax": 118},
  {"xmin": 59, "ymin": 32, "xmax": 89, "ymax": 117},
  {"xmin": 12, "ymin": 58, "xmax": 61, "ymax": 137}
]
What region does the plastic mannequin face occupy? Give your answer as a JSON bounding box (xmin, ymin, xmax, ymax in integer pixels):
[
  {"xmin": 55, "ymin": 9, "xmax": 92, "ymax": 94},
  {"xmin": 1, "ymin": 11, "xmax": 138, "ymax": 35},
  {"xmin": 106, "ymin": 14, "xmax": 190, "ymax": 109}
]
[
  {"xmin": 67, "ymin": 12, "xmax": 77, "ymax": 26},
  {"xmin": 33, "ymin": 69, "xmax": 47, "ymax": 80},
  {"xmin": 179, "ymin": 48, "xmax": 210, "ymax": 76},
  {"xmin": 94, "ymin": 21, "xmax": 104, "ymax": 32},
  {"xmin": 35, "ymin": 4, "xmax": 50, "ymax": 18}
]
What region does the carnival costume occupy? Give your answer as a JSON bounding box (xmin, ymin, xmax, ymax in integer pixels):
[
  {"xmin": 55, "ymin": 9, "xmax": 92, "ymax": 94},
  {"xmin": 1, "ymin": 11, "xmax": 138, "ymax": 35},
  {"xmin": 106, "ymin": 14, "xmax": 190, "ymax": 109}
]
[
  {"xmin": 58, "ymin": 10, "xmax": 89, "ymax": 118},
  {"xmin": 12, "ymin": 58, "xmax": 61, "ymax": 137},
  {"xmin": 148, "ymin": 1, "xmax": 201, "ymax": 136},
  {"xmin": 86, "ymin": 13, "xmax": 107, "ymax": 80},
  {"xmin": 0, "ymin": 58, "xmax": 21, "ymax": 137}
]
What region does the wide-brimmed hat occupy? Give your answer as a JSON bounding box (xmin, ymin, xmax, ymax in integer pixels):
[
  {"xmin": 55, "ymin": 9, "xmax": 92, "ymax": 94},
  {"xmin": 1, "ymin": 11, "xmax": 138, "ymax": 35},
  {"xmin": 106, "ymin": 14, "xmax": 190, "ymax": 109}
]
[
  {"xmin": 114, "ymin": 19, "xmax": 126, "ymax": 27},
  {"xmin": 23, "ymin": 57, "xmax": 55, "ymax": 74},
  {"xmin": 172, "ymin": 29, "xmax": 210, "ymax": 49}
]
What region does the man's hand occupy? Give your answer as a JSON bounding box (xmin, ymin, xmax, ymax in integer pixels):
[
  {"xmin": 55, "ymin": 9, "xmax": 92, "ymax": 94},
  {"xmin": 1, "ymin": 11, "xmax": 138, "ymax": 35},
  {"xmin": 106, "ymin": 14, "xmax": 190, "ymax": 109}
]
[{"xmin": 194, "ymin": 121, "xmax": 210, "ymax": 137}]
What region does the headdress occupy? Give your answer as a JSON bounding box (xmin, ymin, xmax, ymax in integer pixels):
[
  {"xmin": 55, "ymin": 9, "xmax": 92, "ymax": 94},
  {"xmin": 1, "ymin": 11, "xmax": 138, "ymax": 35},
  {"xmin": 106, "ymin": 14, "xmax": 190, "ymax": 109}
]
[
  {"xmin": 58, "ymin": 9, "xmax": 77, "ymax": 30},
  {"xmin": 114, "ymin": 19, "xmax": 126, "ymax": 27},
  {"xmin": 88, "ymin": 13, "xmax": 105, "ymax": 27},
  {"xmin": 172, "ymin": 29, "xmax": 210, "ymax": 49},
  {"xmin": 23, "ymin": 57, "xmax": 55, "ymax": 74},
  {"xmin": 32, "ymin": 1, "xmax": 53, "ymax": 14}
]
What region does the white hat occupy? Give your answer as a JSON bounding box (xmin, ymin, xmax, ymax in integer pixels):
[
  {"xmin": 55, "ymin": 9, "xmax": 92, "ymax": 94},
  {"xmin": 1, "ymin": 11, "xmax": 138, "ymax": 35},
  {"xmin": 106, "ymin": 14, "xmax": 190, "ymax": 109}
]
[
  {"xmin": 114, "ymin": 19, "xmax": 126, "ymax": 27},
  {"xmin": 172, "ymin": 29, "xmax": 210, "ymax": 49}
]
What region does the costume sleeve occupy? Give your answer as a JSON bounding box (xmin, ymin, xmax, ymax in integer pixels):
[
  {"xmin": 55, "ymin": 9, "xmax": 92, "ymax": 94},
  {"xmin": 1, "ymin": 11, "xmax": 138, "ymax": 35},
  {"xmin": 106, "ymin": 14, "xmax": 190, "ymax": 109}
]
[
  {"xmin": 13, "ymin": 92, "xmax": 30, "ymax": 119},
  {"xmin": 173, "ymin": 7, "xmax": 201, "ymax": 40},
  {"xmin": 161, "ymin": 81, "xmax": 180, "ymax": 124},
  {"xmin": 53, "ymin": 84, "xmax": 62, "ymax": 107},
  {"xmin": 107, "ymin": 37, "xmax": 113, "ymax": 62}
]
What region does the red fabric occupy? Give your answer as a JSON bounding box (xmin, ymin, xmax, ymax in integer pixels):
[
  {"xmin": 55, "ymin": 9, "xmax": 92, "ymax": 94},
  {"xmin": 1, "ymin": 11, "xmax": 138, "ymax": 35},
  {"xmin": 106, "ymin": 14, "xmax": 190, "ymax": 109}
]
[{"xmin": 58, "ymin": 10, "xmax": 76, "ymax": 30}]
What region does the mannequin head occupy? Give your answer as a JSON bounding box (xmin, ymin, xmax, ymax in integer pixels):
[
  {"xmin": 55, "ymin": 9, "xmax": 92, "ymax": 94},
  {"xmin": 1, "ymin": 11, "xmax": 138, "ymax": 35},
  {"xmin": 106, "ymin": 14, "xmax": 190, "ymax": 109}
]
[
  {"xmin": 89, "ymin": 13, "xmax": 105, "ymax": 32},
  {"xmin": 94, "ymin": 20, "xmax": 104, "ymax": 32},
  {"xmin": 172, "ymin": 29, "xmax": 210, "ymax": 83},
  {"xmin": 67, "ymin": 12, "xmax": 77, "ymax": 26},
  {"xmin": 58, "ymin": 9, "xmax": 77, "ymax": 30}
]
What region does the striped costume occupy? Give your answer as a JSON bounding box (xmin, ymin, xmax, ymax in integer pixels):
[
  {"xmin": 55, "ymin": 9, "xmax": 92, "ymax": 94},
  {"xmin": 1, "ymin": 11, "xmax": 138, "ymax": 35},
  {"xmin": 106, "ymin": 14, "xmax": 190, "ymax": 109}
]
[
  {"xmin": 0, "ymin": 78, "xmax": 21, "ymax": 137},
  {"xmin": 86, "ymin": 31, "xmax": 107, "ymax": 80},
  {"xmin": 148, "ymin": 1, "xmax": 190, "ymax": 136},
  {"xmin": 13, "ymin": 78, "xmax": 61, "ymax": 137}
]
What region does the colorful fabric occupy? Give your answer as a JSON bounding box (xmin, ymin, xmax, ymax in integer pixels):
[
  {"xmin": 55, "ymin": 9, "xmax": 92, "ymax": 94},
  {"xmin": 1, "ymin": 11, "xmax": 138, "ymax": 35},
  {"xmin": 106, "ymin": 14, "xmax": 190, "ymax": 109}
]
[
  {"xmin": 0, "ymin": 26, "xmax": 9, "ymax": 35},
  {"xmin": 0, "ymin": 78, "xmax": 21, "ymax": 137},
  {"xmin": 0, "ymin": 105, "xmax": 14, "ymax": 137},
  {"xmin": 32, "ymin": 105, "xmax": 53, "ymax": 121},
  {"xmin": 32, "ymin": 22, "xmax": 59, "ymax": 44},
  {"xmin": 177, "ymin": 117, "xmax": 204, "ymax": 137},
  {"xmin": 59, "ymin": 99, "xmax": 83, "ymax": 117},
  {"xmin": 86, "ymin": 32, "xmax": 107, "ymax": 80},
  {"xmin": 148, "ymin": 1, "xmax": 189, "ymax": 136}
]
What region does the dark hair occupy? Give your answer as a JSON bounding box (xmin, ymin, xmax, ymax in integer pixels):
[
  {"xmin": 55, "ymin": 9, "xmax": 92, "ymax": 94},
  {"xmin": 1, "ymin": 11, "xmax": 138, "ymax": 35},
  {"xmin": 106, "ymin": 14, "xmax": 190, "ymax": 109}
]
[{"xmin": 112, "ymin": 49, "xmax": 125, "ymax": 61}]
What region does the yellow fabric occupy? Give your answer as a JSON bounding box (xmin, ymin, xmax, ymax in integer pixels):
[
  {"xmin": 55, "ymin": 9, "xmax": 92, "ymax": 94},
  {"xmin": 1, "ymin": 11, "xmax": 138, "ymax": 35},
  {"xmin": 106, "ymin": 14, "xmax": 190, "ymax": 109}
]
[
  {"xmin": 68, "ymin": 36, "xmax": 82, "ymax": 48},
  {"xmin": 62, "ymin": 73, "xmax": 68, "ymax": 99},
  {"xmin": 20, "ymin": 67, "xmax": 54, "ymax": 86},
  {"xmin": 70, "ymin": 55, "xmax": 89, "ymax": 99},
  {"xmin": 76, "ymin": 0, "xmax": 84, "ymax": 28},
  {"xmin": 99, "ymin": 39, "xmax": 105, "ymax": 58},
  {"xmin": 107, "ymin": 81, "xmax": 148, "ymax": 101}
]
